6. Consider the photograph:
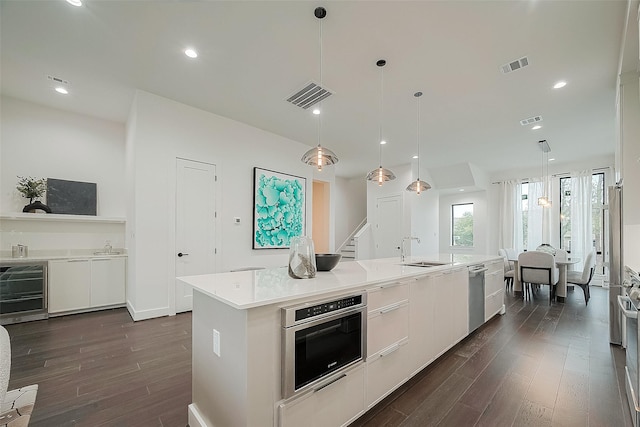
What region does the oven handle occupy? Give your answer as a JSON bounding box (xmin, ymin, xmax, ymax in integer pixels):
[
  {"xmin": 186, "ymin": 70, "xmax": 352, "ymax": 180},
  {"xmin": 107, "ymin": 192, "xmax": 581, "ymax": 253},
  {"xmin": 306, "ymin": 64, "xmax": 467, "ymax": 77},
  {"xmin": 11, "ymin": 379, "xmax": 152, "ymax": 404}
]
[
  {"xmin": 284, "ymin": 304, "xmax": 367, "ymax": 329},
  {"xmin": 618, "ymin": 295, "xmax": 638, "ymax": 319},
  {"xmin": 312, "ymin": 373, "xmax": 347, "ymax": 393}
]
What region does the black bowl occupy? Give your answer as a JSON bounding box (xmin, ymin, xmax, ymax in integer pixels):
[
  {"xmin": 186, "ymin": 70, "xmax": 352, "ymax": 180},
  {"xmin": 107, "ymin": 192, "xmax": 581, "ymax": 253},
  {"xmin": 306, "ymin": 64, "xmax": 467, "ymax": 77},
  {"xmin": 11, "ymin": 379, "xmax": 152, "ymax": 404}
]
[{"xmin": 315, "ymin": 253, "xmax": 342, "ymax": 271}]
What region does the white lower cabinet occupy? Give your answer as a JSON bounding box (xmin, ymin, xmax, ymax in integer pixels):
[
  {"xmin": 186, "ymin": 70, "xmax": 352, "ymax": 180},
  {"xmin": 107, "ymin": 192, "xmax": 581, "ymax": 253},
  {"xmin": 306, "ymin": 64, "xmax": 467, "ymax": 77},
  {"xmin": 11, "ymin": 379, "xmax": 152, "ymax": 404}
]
[
  {"xmin": 366, "ymin": 340, "xmax": 409, "ymax": 407},
  {"xmin": 49, "ymin": 259, "xmax": 91, "ymax": 313},
  {"xmin": 484, "ymin": 260, "xmax": 505, "ymax": 320},
  {"xmin": 408, "ymin": 275, "xmax": 436, "ymax": 374},
  {"xmin": 278, "ymin": 364, "xmax": 365, "ymax": 427},
  {"xmin": 90, "ymin": 258, "xmax": 126, "ymax": 307},
  {"xmin": 49, "ymin": 257, "xmax": 126, "ymax": 314}
]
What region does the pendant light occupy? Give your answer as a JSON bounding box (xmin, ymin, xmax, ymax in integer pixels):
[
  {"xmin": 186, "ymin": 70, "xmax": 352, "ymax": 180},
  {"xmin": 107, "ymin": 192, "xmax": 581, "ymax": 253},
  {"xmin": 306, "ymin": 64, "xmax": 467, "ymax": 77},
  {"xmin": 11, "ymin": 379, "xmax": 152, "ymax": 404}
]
[
  {"xmin": 537, "ymin": 140, "xmax": 552, "ymax": 207},
  {"xmin": 301, "ymin": 7, "xmax": 338, "ymax": 171},
  {"xmin": 406, "ymin": 92, "xmax": 431, "ymax": 194},
  {"xmin": 366, "ymin": 59, "xmax": 396, "ymax": 186}
]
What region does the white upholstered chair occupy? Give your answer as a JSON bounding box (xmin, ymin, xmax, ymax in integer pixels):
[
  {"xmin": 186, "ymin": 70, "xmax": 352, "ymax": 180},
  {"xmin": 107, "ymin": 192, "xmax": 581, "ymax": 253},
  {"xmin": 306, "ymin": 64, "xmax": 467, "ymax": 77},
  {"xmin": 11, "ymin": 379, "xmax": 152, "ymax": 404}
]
[
  {"xmin": 518, "ymin": 251, "xmax": 558, "ymax": 305},
  {"xmin": 567, "ymin": 250, "xmax": 596, "ymax": 305},
  {"xmin": 498, "ymin": 249, "xmax": 515, "ymax": 291},
  {"xmin": 1, "ymin": 325, "xmax": 38, "ymax": 427}
]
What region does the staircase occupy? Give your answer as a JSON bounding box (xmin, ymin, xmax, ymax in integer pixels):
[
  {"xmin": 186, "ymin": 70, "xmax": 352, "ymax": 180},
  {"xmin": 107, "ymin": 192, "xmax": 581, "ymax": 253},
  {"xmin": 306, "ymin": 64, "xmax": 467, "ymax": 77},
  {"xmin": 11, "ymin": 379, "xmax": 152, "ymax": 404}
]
[
  {"xmin": 340, "ymin": 238, "xmax": 356, "ymax": 261},
  {"xmin": 337, "ymin": 218, "xmax": 368, "ymax": 262}
]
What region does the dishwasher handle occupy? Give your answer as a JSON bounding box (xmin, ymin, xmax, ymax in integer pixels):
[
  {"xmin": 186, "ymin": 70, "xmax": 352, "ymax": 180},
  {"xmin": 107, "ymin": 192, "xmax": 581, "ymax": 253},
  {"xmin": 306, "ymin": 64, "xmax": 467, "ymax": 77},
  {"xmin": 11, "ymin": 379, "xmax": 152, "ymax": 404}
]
[{"xmin": 469, "ymin": 267, "xmax": 488, "ymax": 277}]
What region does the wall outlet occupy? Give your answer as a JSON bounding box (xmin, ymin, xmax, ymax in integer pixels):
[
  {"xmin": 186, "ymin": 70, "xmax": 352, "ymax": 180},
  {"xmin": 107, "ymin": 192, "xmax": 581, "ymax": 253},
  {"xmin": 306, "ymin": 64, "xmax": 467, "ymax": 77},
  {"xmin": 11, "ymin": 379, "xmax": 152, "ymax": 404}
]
[
  {"xmin": 234, "ymin": 217, "xmax": 241, "ymax": 224},
  {"xmin": 213, "ymin": 329, "xmax": 221, "ymax": 357}
]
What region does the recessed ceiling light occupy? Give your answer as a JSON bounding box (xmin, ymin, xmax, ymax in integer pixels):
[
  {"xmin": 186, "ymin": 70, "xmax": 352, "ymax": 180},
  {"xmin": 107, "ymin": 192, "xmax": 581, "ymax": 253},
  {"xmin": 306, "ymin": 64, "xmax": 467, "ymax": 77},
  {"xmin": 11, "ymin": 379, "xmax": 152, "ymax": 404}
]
[
  {"xmin": 55, "ymin": 87, "xmax": 68, "ymax": 95},
  {"xmin": 312, "ymin": 108, "xmax": 320, "ymax": 115},
  {"xmin": 184, "ymin": 48, "xmax": 198, "ymax": 59},
  {"xmin": 548, "ymin": 158, "xmax": 555, "ymax": 161},
  {"xmin": 380, "ymin": 140, "xmax": 387, "ymax": 145},
  {"xmin": 412, "ymin": 155, "xmax": 418, "ymax": 159},
  {"xmin": 459, "ymin": 189, "xmax": 465, "ymax": 192},
  {"xmin": 553, "ymin": 81, "xmax": 567, "ymax": 89},
  {"xmin": 66, "ymin": 0, "xmax": 82, "ymax": 6},
  {"xmin": 532, "ymin": 125, "xmax": 542, "ymax": 130}
]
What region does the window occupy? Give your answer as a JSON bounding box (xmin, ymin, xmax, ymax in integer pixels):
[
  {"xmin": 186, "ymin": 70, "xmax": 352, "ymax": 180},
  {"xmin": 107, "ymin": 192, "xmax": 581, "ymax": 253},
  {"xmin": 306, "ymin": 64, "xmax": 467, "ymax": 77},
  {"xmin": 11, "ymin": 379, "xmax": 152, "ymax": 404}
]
[
  {"xmin": 559, "ymin": 172, "xmax": 605, "ymax": 272},
  {"xmin": 452, "ymin": 203, "xmax": 473, "ymax": 247}
]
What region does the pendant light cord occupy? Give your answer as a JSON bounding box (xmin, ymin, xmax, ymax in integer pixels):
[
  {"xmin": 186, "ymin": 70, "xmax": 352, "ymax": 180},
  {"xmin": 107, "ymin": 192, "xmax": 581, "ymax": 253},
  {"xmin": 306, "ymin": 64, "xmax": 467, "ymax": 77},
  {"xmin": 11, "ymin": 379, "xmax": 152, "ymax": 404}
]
[
  {"xmin": 379, "ymin": 65, "xmax": 384, "ymax": 166},
  {"xmin": 317, "ymin": 15, "xmax": 323, "ymax": 148},
  {"xmin": 416, "ymin": 92, "xmax": 421, "ymax": 180}
]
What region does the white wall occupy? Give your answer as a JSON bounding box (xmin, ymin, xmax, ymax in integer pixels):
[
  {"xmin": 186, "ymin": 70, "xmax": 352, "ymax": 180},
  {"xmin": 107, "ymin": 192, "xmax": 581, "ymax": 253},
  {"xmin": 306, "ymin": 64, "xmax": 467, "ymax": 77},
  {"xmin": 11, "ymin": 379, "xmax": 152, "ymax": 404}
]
[
  {"xmin": 439, "ymin": 191, "xmax": 488, "ymax": 255},
  {"xmin": 126, "ymin": 91, "xmax": 332, "ymax": 320},
  {"xmin": 366, "ymin": 163, "xmax": 439, "ymax": 258},
  {"xmin": 334, "ymin": 176, "xmax": 366, "ymax": 249},
  {"xmin": 0, "ymin": 96, "xmax": 125, "ymax": 216},
  {"xmin": 0, "ymin": 96, "xmax": 126, "ymax": 253}
]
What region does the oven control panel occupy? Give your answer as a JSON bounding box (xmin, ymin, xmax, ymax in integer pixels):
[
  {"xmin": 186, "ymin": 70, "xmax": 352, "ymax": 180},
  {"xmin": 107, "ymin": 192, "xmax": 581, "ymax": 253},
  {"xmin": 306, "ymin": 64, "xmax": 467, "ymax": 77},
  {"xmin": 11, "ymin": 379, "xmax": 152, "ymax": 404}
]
[{"xmin": 294, "ymin": 295, "xmax": 363, "ymax": 322}]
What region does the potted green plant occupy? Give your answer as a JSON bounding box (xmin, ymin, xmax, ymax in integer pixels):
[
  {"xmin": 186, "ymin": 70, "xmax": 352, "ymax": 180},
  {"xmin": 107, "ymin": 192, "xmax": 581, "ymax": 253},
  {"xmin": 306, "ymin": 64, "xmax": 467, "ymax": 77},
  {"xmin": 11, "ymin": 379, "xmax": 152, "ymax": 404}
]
[{"xmin": 16, "ymin": 176, "xmax": 51, "ymax": 213}]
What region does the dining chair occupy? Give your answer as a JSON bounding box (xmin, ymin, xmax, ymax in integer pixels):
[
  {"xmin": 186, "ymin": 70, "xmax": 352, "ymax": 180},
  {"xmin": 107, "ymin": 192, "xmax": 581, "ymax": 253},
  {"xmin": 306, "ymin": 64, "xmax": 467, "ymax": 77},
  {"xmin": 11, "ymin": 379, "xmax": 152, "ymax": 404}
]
[
  {"xmin": 498, "ymin": 249, "xmax": 515, "ymax": 291},
  {"xmin": 1, "ymin": 325, "xmax": 38, "ymax": 427},
  {"xmin": 567, "ymin": 250, "xmax": 596, "ymax": 305},
  {"xmin": 518, "ymin": 251, "xmax": 558, "ymax": 305}
]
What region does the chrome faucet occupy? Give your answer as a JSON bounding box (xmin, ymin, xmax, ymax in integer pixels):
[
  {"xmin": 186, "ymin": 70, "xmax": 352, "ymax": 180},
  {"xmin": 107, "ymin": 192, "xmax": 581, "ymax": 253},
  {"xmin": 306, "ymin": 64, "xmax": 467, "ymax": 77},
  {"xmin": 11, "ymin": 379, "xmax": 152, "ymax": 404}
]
[{"xmin": 401, "ymin": 237, "xmax": 420, "ymax": 262}]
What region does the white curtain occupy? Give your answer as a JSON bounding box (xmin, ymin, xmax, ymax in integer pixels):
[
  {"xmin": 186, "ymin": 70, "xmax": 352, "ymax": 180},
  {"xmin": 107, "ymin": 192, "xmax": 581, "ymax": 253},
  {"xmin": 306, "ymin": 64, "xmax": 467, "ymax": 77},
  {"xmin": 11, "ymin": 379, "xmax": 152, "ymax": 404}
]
[
  {"xmin": 526, "ymin": 180, "xmax": 545, "ymax": 250},
  {"xmin": 570, "ymin": 170, "xmax": 593, "ymax": 271},
  {"xmin": 498, "ymin": 180, "xmax": 523, "ymax": 252}
]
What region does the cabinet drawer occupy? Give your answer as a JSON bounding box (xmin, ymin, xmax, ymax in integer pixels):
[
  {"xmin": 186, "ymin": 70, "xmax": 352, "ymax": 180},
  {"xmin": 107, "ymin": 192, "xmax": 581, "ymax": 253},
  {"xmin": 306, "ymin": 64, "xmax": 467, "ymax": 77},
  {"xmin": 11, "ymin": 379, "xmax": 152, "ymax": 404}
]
[
  {"xmin": 278, "ymin": 364, "xmax": 365, "ymax": 427},
  {"xmin": 367, "ymin": 281, "xmax": 410, "ymax": 312},
  {"xmin": 366, "ymin": 340, "xmax": 409, "ymax": 408},
  {"xmin": 486, "ymin": 259, "xmax": 503, "ymax": 275},
  {"xmin": 485, "ymin": 270, "xmax": 504, "ymax": 295},
  {"xmin": 367, "ymin": 302, "xmax": 409, "ymax": 357},
  {"xmin": 485, "ymin": 289, "xmax": 504, "ymax": 321}
]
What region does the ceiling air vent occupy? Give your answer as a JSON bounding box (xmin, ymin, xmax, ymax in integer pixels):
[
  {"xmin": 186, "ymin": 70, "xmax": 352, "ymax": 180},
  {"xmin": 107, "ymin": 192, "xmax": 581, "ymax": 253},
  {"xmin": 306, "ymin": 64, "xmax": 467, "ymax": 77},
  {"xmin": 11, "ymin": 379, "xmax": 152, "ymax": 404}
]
[
  {"xmin": 520, "ymin": 115, "xmax": 543, "ymax": 126},
  {"xmin": 286, "ymin": 81, "xmax": 333, "ymax": 110},
  {"xmin": 500, "ymin": 56, "xmax": 529, "ymax": 74}
]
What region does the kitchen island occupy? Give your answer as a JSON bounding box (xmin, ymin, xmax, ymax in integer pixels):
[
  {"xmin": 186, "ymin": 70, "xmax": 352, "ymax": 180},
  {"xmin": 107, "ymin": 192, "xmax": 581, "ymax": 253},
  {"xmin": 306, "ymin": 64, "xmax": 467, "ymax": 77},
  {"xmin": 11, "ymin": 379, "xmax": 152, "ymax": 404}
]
[{"xmin": 179, "ymin": 254, "xmax": 504, "ymax": 427}]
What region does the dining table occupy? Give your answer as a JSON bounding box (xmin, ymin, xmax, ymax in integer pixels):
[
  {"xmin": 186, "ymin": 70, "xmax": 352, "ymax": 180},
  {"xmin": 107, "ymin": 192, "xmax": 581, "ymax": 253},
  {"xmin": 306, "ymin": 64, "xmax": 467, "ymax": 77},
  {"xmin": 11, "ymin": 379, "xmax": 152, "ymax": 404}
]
[{"xmin": 509, "ymin": 255, "xmax": 580, "ymax": 302}]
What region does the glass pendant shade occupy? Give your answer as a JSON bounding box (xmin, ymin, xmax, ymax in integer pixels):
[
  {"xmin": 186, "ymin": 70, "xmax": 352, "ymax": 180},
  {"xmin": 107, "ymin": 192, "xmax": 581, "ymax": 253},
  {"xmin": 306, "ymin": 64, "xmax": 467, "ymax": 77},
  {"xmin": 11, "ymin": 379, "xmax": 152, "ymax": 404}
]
[
  {"xmin": 366, "ymin": 59, "xmax": 395, "ymax": 185},
  {"xmin": 301, "ymin": 7, "xmax": 338, "ymax": 171},
  {"xmin": 366, "ymin": 166, "xmax": 396, "ymax": 186},
  {"xmin": 301, "ymin": 144, "xmax": 338, "ymax": 171},
  {"xmin": 406, "ymin": 179, "xmax": 431, "ymax": 194},
  {"xmin": 407, "ymin": 91, "xmax": 431, "ymax": 194}
]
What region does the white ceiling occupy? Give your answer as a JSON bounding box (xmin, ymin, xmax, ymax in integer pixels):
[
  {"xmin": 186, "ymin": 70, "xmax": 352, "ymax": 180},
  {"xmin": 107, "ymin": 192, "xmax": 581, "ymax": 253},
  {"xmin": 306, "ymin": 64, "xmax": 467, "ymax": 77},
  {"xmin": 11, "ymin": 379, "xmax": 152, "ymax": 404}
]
[{"xmin": 0, "ymin": 1, "xmax": 630, "ymax": 179}]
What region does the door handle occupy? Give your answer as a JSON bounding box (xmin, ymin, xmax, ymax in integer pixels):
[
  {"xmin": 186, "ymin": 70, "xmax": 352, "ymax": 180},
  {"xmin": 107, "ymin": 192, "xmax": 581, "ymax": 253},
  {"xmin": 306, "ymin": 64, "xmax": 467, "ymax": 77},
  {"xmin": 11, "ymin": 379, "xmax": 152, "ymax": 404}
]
[{"xmin": 178, "ymin": 252, "xmax": 189, "ymax": 257}]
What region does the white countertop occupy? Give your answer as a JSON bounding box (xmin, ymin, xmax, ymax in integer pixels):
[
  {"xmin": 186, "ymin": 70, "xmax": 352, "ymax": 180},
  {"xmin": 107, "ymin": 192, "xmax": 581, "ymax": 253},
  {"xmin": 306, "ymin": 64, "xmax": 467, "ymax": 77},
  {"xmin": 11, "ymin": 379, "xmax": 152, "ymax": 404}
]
[
  {"xmin": 178, "ymin": 254, "xmax": 501, "ymax": 310},
  {"xmin": 0, "ymin": 249, "xmax": 127, "ymax": 263}
]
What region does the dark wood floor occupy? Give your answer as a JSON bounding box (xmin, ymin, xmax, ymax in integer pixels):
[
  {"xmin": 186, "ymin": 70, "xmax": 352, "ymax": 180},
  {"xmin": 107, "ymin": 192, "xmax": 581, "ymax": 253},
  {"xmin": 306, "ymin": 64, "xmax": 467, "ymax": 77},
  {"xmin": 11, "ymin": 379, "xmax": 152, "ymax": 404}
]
[{"xmin": 4, "ymin": 285, "xmax": 632, "ymax": 427}]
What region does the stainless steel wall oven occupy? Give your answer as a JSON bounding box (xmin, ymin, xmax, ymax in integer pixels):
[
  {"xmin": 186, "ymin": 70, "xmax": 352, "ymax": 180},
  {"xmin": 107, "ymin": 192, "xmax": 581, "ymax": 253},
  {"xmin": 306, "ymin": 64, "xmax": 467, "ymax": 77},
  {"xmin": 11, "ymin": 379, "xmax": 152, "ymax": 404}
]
[{"xmin": 281, "ymin": 293, "xmax": 367, "ymax": 399}]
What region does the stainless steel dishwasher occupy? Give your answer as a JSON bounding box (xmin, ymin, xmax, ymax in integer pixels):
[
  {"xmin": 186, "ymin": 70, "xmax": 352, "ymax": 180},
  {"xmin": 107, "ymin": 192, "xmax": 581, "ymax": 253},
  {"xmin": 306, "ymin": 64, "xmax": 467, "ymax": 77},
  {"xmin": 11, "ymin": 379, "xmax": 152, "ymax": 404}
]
[{"xmin": 468, "ymin": 264, "xmax": 488, "ymax": 333}]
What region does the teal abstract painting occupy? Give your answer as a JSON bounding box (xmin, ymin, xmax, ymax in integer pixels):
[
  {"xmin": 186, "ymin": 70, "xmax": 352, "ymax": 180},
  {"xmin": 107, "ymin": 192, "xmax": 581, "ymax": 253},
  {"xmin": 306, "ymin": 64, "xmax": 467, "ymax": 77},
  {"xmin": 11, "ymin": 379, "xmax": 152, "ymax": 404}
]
[{"xmin": 253, "ymin": 168, "xmax": 306, "ymax": 249}]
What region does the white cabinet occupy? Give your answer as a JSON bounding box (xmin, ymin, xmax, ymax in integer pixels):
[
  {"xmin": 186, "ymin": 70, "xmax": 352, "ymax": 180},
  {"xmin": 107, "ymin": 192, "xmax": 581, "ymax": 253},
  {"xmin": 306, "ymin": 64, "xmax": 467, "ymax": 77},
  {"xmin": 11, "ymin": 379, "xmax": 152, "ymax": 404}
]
[
  {"xmin": 484, "ymin": 260, "xmax": 504, "ymax": 321},
  {"xmin": 49, "ymin": 257, "xmax": 126, "ymax": 314},
  {"xmin": 408, "ymin": 274, "xmax": 436, "ymax": 374},
  {"xmin": 278, "ymin": 364, "xmax": 365, "ymax": 427},
  {"xmin": 365, "ymin": 280, "xmax": 411, "ymax": 407},
  {"xmin": 431, "ymin": 268, "xmax": 468, "ymax": 358},
  {"xmin": 90, "ymin": 258, "xmax": 126, "ymax": 307},
  {"xmin": 49, "ymin": 259, "xmax": 91, "ymax": 313}
]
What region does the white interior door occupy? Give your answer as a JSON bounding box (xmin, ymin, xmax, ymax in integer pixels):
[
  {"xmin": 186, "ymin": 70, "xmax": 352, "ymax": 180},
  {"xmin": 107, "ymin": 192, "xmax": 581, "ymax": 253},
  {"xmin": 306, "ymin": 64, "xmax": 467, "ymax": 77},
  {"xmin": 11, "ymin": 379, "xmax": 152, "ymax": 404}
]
[
  {"xmin": 376, "ymin": 194, "xmax": 402, "ymax": 258},
  {"xmin": 176, "ymin": 158, "xmax": 216, "ymax": 313}
]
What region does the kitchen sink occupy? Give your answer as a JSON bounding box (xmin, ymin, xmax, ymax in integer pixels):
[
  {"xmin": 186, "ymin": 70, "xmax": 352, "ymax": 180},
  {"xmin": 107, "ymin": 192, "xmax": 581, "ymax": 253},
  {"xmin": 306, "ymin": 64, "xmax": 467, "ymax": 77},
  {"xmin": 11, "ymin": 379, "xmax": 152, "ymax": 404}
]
[
  {"xmin": 93, "ymin": 251, "xmax": 121, "ymax": 255},
  {"xmin": 402, "ymin": 261, "xmax": 449, "ymax": 268}
]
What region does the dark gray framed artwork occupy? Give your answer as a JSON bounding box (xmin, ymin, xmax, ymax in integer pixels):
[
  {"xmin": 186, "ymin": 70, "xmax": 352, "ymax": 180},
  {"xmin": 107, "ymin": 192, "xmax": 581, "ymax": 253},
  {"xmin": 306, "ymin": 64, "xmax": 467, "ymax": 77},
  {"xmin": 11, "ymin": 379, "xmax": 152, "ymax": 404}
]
[
  {"xmin": 46, "ymin": 178, "xmax": 97, "ymax": 215},
  {"xmin": 253, "ymin": 167, "xmax": 305, "ymax": 249}
]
